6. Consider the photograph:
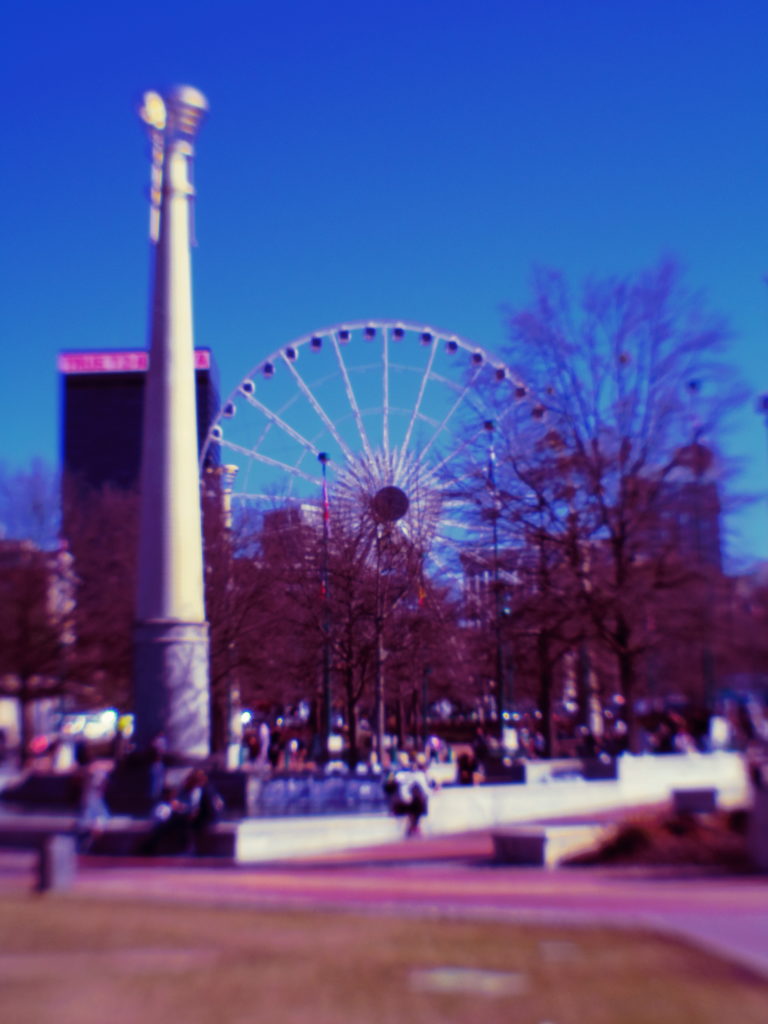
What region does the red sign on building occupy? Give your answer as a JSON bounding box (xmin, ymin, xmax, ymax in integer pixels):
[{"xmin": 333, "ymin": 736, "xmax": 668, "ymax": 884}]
[{"xmin": 58, "ymin": 349, "xmax": 211, "ymax": 374}]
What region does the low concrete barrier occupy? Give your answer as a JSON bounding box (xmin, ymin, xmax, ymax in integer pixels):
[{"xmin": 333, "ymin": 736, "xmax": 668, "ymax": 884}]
[
  {"xmin": 421, "ymin": 752, "xmax": 749, "ymax": 839},
  {"xmin": 1, "ymin": 752, "xmax": 750, "ymax": 864},
  {"xmin": 233, "ymin": 814, "xmax": 402, "ymax": 861},
  {"xmin": 492, "ymin": 823, "xmax": 615, "ymax": 867},
  {"xmin": 617, "ymin": 752, "xmax": 747, "ymax": 808}
]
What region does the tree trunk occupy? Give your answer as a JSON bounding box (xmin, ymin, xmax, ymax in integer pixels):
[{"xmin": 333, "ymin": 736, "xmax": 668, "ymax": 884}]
[
  {"xmin": 346, "ymin": 687, "xmax": 359, "ymax": 769},
  {"xmin": 397, "ymin": 692, "xmax": 409, "ymax": 749},
  {"xmin": 209, "ymin": 687, "xmax": 229, "ymax": 757},
  {"xmin": 615, "ymin": 615, "xmax": 640, "ymax": 753},
  {"xmin": 537, "ymin": 632, "xmax": 555, "ymax": 758}
]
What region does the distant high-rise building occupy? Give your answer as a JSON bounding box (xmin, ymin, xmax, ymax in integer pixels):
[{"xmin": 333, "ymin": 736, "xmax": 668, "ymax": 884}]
[
  {"xmin": 662, "ymin": 478, "xmax": 723, "ymax": 572},
  {"xmin": 641, "ymin": 443, "xmax": 723, "ymax": 572},
  {"xmin": 59, "ymin": 348, "xmax": 218, "ymax": 493}
]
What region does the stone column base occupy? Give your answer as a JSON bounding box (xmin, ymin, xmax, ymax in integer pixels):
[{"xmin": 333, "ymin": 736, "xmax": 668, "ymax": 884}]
[{"xmin": 133, "ymin": 619, "xmax": 210, "ymax": 758}]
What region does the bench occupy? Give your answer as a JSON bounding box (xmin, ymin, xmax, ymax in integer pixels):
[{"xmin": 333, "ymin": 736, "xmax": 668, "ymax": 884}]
[
  {"xmin": 492, "ymin": 822, "xmax": 615, "ymax": 867},
  {"xmin": 86, "ymin": 817, "xmax": 238, "ymax": 857},
  {"xmin": 0, "ymin": 813, "xmax": 238, "ymax": 869}
]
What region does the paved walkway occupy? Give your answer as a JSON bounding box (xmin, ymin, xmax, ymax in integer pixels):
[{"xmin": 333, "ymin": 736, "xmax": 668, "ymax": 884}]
[{"xmin": 3, "ymin": 829, "xmax": 766, "ymax": 980}]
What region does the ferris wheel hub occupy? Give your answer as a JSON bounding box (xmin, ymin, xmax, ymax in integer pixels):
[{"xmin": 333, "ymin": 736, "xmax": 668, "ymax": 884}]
[{"xmin": 372, "ymin": 485, "xmax": 410, "ymax": 523}]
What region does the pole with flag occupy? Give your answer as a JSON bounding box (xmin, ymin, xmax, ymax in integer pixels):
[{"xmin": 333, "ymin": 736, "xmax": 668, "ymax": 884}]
[{"xmin": 318, "ymin": 453, "xmax": 331, "ymax": 761}]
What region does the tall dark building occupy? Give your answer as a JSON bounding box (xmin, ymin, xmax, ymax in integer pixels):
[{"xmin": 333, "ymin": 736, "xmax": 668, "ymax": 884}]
[
  {"xmin": 640, "ymin": 443, "xmax": 723, "ymax": 573},
  {"xmin": 59, "ymin": 348, "xmax": 219, "ymax": 492}
]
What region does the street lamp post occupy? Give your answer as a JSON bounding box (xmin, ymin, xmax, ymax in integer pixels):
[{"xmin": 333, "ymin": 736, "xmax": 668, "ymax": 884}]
[
  {"xmin": 318, "ymin": 453, "xmax": 332, "ymax": 762},
  {"xmin": 373, "ymin": 523, "xmax": 386, "ymax": 762},
  {"xmin": 759, "ymin": 394, "xmax": 768, "ymax": 458},
  {"xmin": 484, "ymin": 420, "xmax": 506, "ymax": 735},
  {"xmin": 370, "ymin": 485, "xmax": 410, "ymax": 763}
]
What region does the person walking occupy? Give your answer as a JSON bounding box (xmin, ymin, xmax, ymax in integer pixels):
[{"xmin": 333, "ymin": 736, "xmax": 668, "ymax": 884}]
[{"xmin": 389, "ymin": 753, "xmax": 435, "ymax": 837}]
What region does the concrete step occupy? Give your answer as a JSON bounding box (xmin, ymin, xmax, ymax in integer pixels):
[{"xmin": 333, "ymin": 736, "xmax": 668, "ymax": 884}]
[{"xmin": 492, "ymin": 822, "xmax": 616, "ymax": 867}]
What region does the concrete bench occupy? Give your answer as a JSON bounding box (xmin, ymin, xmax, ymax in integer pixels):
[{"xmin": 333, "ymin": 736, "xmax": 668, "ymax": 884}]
[
  {"xmin": 672, "ymin": 788, "xmax": 718, "ymax": 814},
  {"xmin": 87, "ymin": 817, "xmax": 239, "ymax": 857},
  {"xmin": 492, "ymin": 822, "xmax": 615, "ymax": 868},
  {"xmin": 0, "ymin": 813, "xmax": 238, "ymax": 862}
]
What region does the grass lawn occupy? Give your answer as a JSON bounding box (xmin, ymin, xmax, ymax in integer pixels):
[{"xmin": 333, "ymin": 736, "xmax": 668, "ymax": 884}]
[{"xmin": 1, "ymin": 894, "xmax": 767, "ymax": 1024}]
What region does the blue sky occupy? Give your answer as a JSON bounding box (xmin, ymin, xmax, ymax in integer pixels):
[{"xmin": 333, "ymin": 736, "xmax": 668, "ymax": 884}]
[{"xmin": 1, "ymin": 0, "xmax": 766, "ymax": 566}]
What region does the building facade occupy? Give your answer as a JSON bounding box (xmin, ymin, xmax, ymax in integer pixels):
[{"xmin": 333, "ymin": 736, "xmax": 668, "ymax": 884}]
[{"xmin": 59, "ymin": 348, "xmax": 218, "ymax": 493}]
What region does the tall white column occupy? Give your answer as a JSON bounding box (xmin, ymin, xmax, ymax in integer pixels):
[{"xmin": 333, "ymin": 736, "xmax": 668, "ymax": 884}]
[{"xmin": 133, "ymin": 86, "xmax": 210, "ymax": 758}]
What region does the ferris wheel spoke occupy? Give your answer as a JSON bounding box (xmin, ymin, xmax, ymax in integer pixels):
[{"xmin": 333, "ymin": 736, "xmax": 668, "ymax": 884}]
[
  {"xmin": 417, "ymin": 368, "xmax": 485, "ymax": 462},
  {"xmin": 398, "ymin": 335, "xmax": 439, "ymax": 476},
  {"xmin": 428, "ymin": 420, "xmax": 488, "ymax": 480},
  {"xmin": 229, "ymin": 491, "xmax": 299, "ymax": 510},
  {"xmin": 382, "ymin": 326, "xmax": 390, "ymax": 460},
  {"xmin": 438, "ymin": 515, "xmax": 479, "ymax": 535},
  {"xmin": 216, "ymin": 438, "xmax": 321, "ymax": 486},
  {"xmin": 241, "ymin": 390, "xmax": 322, "ymax": 460},
  {"xmin": 330, "ymin": 330, "xmax": 375, "ymax": 464},
  {"xmin": 282, "ymin": 354, "xmax": 356, "ymax": 463},
  {"xmin": 397, "ymin": 456, "xmax": 437, "ymax": 495},
  {"xmin": 334, "ymin": 452, "xmax": 376, "ymax": 490}
]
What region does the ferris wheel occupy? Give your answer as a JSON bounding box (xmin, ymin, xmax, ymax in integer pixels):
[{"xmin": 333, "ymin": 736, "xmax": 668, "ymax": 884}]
[{"xmin": 201, "ymin": 320, "xmax": 529, "ymax": 575}]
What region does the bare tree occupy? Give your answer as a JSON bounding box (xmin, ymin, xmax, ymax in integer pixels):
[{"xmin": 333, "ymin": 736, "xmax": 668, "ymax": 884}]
[
  {"xmin": 714, "ymin": 567, "xmax": 768, "ymax": 705},
  {"xmin": 0, "ymin": 540, "xmax": 74, "ymax": 762},
  {"xmin": 475, "ymin": 260, "xmax": 739, "ymax": 750},
  {"xmin": 63, "ymin": 483, "xmax": 139, "ymax": 712},
  {"xmin": 0, "ymin": 461, "xmax": 68, "ymax": 761},
  {"xmin": 0, "ymin": 459, "xmax": 60, "ymax": 549},
  {"xmin": 383, "ymin": 577, "xmax": 470, "ymax": 745},
  {"xmin": 203, "ymin": 485, "xmax": 468, "ymax": 767}
]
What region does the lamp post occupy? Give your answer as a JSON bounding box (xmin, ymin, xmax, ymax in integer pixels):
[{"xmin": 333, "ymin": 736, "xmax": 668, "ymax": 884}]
[
  {"xmin": 318, "ymin": 453, "xmax": 331, "ymax": 762},
  {"xmin": 373, "ymin": 523, "xmax": 385, "ymax": 762},
  {"xmin": 759, "ymin": 394, "xmax": 768, "ymax": 457},
  {"xmin": 484, "ymin": 420, "xmax": 506, "ymax": 735},
  {"xmin": 370, "ymin": 485, "xmax": 410, "ymax": 762},
  {"xmin": 215, "ymin": 464, "xmax": 241, "ymax": 764}
]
